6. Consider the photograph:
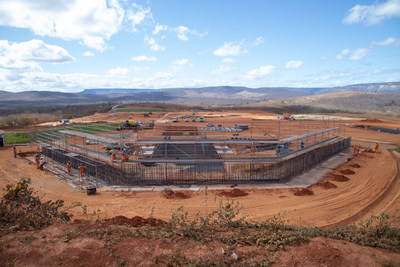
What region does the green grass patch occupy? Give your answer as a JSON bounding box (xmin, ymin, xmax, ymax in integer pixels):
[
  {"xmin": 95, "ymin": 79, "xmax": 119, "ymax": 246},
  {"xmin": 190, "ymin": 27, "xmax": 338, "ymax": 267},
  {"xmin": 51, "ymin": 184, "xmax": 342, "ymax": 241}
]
[
  {"xmin": 4, "ymin": 132, "xmax": 31, "ymax": 144},
  {"xmin": 113, "ymin": 108, "xmax": 171, "ymax": 113},
  {"xmin": 69, "ymin": 123, "xmax": 122, "ymax": 134},
  {"xmin": 395, "ymin": 146, "xmax": 400, "ymax": 153}
]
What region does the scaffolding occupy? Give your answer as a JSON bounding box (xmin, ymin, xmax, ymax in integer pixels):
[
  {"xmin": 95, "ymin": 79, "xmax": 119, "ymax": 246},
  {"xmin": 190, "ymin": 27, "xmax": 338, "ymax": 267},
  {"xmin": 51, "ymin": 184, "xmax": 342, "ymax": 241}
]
[{"xmin": 36, "ymin": 117, "xmax": 350, "ymax": 185}]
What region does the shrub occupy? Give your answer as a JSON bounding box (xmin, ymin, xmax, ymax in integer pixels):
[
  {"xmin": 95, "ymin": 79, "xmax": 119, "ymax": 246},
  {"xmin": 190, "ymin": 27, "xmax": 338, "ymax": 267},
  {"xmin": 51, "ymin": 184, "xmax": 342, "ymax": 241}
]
[{"xmin": 0, "ymin": 178, "xmax": 70, "ymax": 233}]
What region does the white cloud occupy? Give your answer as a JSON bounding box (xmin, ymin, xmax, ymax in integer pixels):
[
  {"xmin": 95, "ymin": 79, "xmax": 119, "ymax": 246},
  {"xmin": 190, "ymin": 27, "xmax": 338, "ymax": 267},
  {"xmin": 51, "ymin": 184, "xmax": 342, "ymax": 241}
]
[
  {"xmin": 253, "ymin": 36, "xmax": 265, "ymax": 46},
  {"xmin": 241, "ymin": 65, "xmax": 275, "ymax": 80},
  {"xmin": 133, "ymin": 66, "xmax": 149, "ymax": 72},
  {"xmin": 131, "ymin": 55, "xmax": 156, "ymax": 61},
  {"xmin": 343, "ymin": 0, "xmax": 400, "ymax": 25},
  {"xmin": 153, "ymin": 24, "xmax": 168, "ymax": 35},
  {"xmin": 0, "ymin": 39, "xmax": 74, "ymax": 73},
  {"xmin": 336, "ymin": 49, "xmax": 350, "ymax": 60},
  {"xmin": 371, "ymin": 37, "xmax": 400, "ymax": 47},
  {"xmin": 175, "ymin": 26, "xmax": 191, "ymax": 41},
  {"xmin": 222, "ymin": 58, "xmax": 235, "ymax": 63},
  {"xmin": 0, "ymin": 0, "xmax": 130, "ymax": 51},
  {"xmin": 153, "ymin": 24, "xmax": 205, "ymax": 41},
  {"xmin": 171, "ymin": 58, "xmax": 189, "ymax": 72},
  {"xmin": 172, "ymin": 58, "xmax": 189, "ymax": 66},
  {"xmin": 285, "ymin": 60, "xmax": 303, "ymax": 69},
  {"xmin": 211, "ymin": 65, "xmax": 232, "ymax": 74},
  {"xmin": 107, "ymin": 67, "xmax": 130, "ymax": 76},
  {"xmin": 214, "ymin": 42, "xmax": 247, "ymax": 57},
  {"xmin": 125, "ymin": 3, "xmax": 153, "ymax": 32},
  {"xmin": 144, "ymin": 36, "xmax": 165, "ymax": 51},
  {"xmin": 349, "ymin": 48, "xmax": 370, "ymax": 60},
  {"xmin": 0, "ymin": 1, "xmax": 157, "ymax": 51},
  {"xmin": 83, "ymin": 51, "xmax": 95, "ymax": 57}
]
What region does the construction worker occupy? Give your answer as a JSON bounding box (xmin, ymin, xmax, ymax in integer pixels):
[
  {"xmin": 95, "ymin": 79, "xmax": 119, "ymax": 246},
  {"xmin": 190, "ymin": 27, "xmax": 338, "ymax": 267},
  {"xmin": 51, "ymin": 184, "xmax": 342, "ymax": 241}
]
[
  {"xmin": 78, "ymin": 164, "xmax": 86, "ymax": 182},
  {"xmin": 122, "ymin": 152, "xmax": 129, "ymax": 162},
  {"xmin": 300, "ymin": 141, "xmax": 305, "ymax": 149},
  {"xmin": 35, "ymin": 152, "xmax": 40, "ymax": 169},
  {"xmin": 110, "ymin": 152, "xmax": 116, "ymax": 162},
  {"xmin": 275, "ymin": 145, "xmax": 282, "ymax": 156},
  {"xmin": 353, "ymin": 144, "xmax": 357, "ymax": 155},
  {"xmin": 13, "ymin": 145, "xmax": 17, "ymax": 158},
  {"xmin": 67, "ymin": 162, "xmax": 71, "ymax": 175},
  {"xmin": 375, "ymin": 143, "xmax": 379, "ymax": 153},
  {"xmin": 250, "ymin": 144, "xmax": 255, "ymax": 155},
  {"xmin": 39, "ymin": 157, "xmax": 45, "ymax": 170},
  {"xmin": 356, "ymin": 146, "xmax": 360, "ymax": 154}
]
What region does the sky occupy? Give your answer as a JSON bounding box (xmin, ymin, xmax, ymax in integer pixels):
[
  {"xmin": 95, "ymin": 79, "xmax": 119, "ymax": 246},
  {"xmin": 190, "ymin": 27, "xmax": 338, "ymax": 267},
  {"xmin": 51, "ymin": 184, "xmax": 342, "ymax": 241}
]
[{"xmin": 0, "ymin": 0, "xmax": 399, "ymax": 92}]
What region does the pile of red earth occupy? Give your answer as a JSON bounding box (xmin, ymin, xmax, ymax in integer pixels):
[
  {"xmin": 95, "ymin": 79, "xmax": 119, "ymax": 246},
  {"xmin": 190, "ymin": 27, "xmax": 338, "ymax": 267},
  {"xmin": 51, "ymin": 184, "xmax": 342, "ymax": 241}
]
[
  {"xmin": 340, "ymin": 169, "xmax": 355, "ymax": 175},
  {"xmin": 328, "ymin": 174, "xmax": 349, "ymax": 182},
  {"xmin": 163, "ymin": 191, "xmax": 193, "ymax": 199},
  {"xmin": 315, "ymin": 180, "xmax": 337, "ymax": 189},
  {"xmin": 105, "ymin": 215, "xmax": 165, "ymax": 227},
  {"xmin": 293, "ymin": 188, "xmax": 314, "ymax": 196},
  {"xmin": 349, "ymin": 163, "xmax": 361, "ymax": 168},
  {"xmin": 218, "ymin": 189, "xmax": 248, "ymax": 197}
]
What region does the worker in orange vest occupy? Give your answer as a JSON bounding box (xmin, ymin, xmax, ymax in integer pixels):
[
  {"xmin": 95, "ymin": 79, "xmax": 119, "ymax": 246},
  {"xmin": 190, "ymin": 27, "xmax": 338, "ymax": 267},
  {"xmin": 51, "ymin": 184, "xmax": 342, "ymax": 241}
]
[
  {"xmin": 67, "ymin": 162, "xmax": 71, "ymax": 175},
  {"xmin": 35, "ymin": 152, "xmax": 40, "ymax": 169},
  {"xmin": 110, "ymin": 152, "xmax": 116, "ymax": 162},
  {"xmin": 122, "ymin": 152, "xmax": 129, "ymax": 162},
  {"xmin": 375, "ymin": 143, "xmax": 379, "ymax": 153},
  {"xmin": 356, "ymin": 146, "xmax": 360, "ymax": 154},
  {"xmin": 78, "ymin": 164, "xmax": 86, "ymax": 182},
  {"xmin": 13, "ymin": 145, "xmax": 17, "ymax": 158},
  {"xmin": 250, "ymin": 144, "xmax": 255, "ymax": 155},
  {"xmin": 353, "ymin": 144, "xmax": 357, "ymax": 155}
]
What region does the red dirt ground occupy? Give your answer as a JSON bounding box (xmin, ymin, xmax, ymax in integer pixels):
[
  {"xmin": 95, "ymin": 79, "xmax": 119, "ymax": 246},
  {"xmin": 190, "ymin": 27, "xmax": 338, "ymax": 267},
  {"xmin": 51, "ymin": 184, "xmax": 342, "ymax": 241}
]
[{"xmin": 0, "ymin": 222, "xmax": 399, "ymax": 267}]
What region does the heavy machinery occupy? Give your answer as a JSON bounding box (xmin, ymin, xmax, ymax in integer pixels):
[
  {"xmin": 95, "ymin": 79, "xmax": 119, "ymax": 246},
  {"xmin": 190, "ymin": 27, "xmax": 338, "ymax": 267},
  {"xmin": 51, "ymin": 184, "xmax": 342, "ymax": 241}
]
[
  {"xmin": 199, "ymin": 117, "xmax": 204, "ymax": 122},
  {"xmin": 119, "ymin": 120, "xmax": 140, "ymax": 130}
]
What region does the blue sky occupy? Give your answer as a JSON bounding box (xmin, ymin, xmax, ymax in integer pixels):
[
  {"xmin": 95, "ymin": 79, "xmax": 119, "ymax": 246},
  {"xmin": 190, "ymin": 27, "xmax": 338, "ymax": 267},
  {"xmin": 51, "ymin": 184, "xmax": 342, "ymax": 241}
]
[{"xmin": 0, "ymin": 0, "xmax": 399, "ymax": 92}]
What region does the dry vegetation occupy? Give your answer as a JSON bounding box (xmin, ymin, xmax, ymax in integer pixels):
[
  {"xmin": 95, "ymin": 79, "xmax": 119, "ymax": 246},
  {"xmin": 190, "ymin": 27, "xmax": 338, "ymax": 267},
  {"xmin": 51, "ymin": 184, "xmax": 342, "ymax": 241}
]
[
  {"xmin": 0, "ymin": 103, "xmax": 113, "ymax": 129},
  {"xmin": 0, "ymin": 179, "xmax": 399, "ymax": 266}
]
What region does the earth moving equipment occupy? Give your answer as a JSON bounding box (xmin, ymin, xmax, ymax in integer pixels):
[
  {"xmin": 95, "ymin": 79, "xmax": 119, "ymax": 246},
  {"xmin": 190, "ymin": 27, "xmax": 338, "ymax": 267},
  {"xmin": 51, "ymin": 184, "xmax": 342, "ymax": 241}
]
[
  {"xmin": 119, "ymin": 120, "xmax": 140, "ymax": 130},
  {"xmin": 173, "ymin": 117, "xmax": 178, "ymax": 122}
]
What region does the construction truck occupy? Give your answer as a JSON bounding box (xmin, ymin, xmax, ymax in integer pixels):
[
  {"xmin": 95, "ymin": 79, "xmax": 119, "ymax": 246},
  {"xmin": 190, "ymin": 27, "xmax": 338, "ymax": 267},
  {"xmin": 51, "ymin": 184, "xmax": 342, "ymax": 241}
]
[
  {"xmin": 119, "ymin": 120, "xmax": 140, "ymax": 130},
  {"xmin": 172, "ymin": 117, "xmax": 178, "ymax": 123}
]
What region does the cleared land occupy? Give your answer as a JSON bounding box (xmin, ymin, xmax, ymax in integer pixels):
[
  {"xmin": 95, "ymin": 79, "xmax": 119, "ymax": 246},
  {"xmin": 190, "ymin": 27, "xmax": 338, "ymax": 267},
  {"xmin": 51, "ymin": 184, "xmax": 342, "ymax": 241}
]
[{"xmin": 1, "ymin": 109, "xmax": 399, "ymax": 228}]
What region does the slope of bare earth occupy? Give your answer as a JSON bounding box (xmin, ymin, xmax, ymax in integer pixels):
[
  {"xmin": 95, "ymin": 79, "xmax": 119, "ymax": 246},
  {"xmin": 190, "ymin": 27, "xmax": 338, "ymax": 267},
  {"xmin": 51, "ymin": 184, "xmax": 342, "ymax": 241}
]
[
  {"xmin": 0, "ymin": 222, "xmax": 399, "ymax": 267},
  {"xmin": 250, "ymin": 91, "xmax": 400, "ymax": 115}
]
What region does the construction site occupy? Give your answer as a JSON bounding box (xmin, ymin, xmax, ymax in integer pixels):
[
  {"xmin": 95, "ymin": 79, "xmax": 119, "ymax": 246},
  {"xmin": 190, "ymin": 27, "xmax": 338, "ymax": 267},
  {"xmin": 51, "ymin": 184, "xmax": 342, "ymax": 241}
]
[{"xmin": 35, "ymin": 112, "xmax": 350, "ymax": 186}]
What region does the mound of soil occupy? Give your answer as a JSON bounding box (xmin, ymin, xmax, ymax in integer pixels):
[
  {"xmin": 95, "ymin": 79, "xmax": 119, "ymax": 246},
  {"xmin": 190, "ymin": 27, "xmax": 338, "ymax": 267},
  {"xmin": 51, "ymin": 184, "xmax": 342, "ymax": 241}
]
[
  {"xmin": 315, "ymin": 181, "xmax": 337, "ymax": 189},
  {"xmin": 340, "ymin": 169, "xmax": 355, "ymax": 175},
  {"xmin": 163, "ymin": 191, "xmax": 192, "ymax": 199},
  {"xmin": 106, "ymin": 215, "xmax": 165, "ymax": 227},
  {"xmin": 349, "ymin": 163, "xmax": 361, "ymax": 168},
  {"xmin": 329, "ymin": 174, "xmax": 350, "ymax": 182},
  {"xmin": 293, "ymin": 188, "xmax": 314, "ymax": 196},
  {"xmin": 218, "ymin": 189, "xmax": 249, "ymax": 197}
]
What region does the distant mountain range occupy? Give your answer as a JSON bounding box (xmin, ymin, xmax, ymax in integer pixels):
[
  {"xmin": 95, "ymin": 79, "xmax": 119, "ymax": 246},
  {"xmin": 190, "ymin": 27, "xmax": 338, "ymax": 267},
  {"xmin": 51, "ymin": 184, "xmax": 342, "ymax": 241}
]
[{"xmin": 0, "ymin": 82, "xmax": 399, "ymax": 108}]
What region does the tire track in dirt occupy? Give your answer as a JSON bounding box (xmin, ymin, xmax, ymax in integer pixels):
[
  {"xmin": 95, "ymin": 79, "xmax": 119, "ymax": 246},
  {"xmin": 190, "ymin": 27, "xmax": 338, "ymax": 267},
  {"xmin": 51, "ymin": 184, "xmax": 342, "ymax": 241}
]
[{"xmin": 324, "ymin": 151, "xmax": 400, "ymax": 227}]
